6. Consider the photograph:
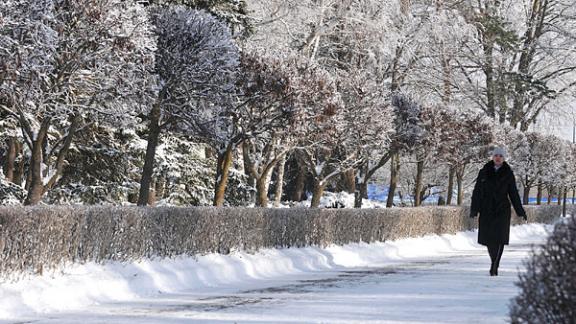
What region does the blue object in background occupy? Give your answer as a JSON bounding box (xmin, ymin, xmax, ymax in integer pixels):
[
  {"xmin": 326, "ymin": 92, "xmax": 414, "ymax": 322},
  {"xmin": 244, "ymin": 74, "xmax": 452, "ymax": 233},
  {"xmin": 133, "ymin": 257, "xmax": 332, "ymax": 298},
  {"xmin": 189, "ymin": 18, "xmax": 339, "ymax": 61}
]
[{"xmin": 367, "ymin": 184, "xmax": 573, "ymax": 205}]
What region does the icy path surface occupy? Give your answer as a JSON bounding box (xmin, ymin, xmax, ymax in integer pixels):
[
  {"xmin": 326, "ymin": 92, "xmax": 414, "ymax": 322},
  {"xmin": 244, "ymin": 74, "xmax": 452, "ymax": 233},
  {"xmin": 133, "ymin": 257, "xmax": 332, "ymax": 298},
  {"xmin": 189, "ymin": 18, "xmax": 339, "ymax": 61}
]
[{"xmin": 1, "ymin": 223, "xmax": 551, "ymax": 324}]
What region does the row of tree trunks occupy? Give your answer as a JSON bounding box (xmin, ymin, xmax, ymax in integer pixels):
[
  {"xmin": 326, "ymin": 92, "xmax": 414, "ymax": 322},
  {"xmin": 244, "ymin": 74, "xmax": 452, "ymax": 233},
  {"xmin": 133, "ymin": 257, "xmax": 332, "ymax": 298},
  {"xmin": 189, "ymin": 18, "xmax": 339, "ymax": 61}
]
[
  {"xmin": 521, "ymin": 184, "xmax": 573, "ymax": 206},
  {"xmin": 11, "ymin": 132, "xmax": 560, "ymax": 208}
]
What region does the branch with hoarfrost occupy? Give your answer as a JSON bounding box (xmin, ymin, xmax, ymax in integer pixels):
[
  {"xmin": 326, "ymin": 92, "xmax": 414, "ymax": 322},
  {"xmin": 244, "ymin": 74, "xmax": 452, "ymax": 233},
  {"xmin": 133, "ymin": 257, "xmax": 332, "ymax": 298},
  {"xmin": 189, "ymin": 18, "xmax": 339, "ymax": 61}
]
[
  {"xmin": 0, "ymin": 0, "xmax": 155, "ymax": 205},
  {"xmin": 138, "ymin": 6, "xmax": 239, "ymax": 206}
]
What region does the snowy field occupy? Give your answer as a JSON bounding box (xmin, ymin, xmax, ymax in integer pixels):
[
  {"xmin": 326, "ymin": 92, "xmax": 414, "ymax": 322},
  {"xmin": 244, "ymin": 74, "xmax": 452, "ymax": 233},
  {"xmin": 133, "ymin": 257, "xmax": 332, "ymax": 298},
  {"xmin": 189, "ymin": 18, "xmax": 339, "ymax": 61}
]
[{"xmin": 0, "ymin": 223, "xmax": 552, "ymax": 323}]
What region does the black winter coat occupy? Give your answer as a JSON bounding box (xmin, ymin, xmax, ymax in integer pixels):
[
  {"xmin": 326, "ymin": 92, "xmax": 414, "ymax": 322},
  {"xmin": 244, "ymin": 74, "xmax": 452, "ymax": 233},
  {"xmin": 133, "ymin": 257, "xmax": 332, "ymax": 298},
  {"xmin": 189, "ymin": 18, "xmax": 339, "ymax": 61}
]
[{"xmin": 470, "ymin": 160, "xmax": 526, "ymax": 246}]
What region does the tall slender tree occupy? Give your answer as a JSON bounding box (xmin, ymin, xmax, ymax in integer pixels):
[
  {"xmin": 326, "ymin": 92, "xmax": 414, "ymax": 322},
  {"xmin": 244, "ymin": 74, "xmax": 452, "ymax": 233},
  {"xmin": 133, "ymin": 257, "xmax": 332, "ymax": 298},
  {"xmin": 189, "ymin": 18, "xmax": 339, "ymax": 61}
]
[{"xmin": 137, "ymin": 6, "xmax": 239, "ymax": 206}]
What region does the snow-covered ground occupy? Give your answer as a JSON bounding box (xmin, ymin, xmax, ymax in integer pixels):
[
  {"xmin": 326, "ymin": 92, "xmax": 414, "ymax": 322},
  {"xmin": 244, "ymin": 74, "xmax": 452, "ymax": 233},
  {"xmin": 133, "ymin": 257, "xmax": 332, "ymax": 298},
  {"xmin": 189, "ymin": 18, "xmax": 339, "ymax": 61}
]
[{"xmin": 0, "ymin": 223, "xmax": 552, "ymax": 323}]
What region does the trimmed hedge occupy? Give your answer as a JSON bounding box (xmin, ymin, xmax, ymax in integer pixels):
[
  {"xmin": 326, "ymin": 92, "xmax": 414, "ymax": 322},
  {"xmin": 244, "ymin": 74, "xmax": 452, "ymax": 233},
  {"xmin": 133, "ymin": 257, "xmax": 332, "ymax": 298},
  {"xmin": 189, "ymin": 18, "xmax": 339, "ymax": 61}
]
[{"xmin": 0, "ymin": 205, "xmax": 567, "ymax": 280}]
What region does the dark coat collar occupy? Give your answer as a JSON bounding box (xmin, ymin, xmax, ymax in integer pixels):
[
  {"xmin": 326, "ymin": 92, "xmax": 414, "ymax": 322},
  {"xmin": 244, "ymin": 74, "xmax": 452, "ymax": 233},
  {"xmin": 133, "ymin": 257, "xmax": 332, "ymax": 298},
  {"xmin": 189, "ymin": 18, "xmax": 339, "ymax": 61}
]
[{"xmin": 482, "ymin": 160, "xmax": 511, "ymax": 178}]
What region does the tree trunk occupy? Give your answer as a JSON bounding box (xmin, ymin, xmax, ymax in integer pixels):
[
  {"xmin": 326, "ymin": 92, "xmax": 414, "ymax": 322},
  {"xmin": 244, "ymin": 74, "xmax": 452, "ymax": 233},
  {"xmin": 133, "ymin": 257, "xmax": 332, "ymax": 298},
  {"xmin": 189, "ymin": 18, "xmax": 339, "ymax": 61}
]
[
  {"xmin": 147, "ymin": 179, "xmax": 156, "ymax": 206},
  {"xmin": 547, "ymin": 186, "xmax": 552, "ymax": 205},
  {"xmin": 3, "ymin": 137, "xmax": 17, "ymax": 182},
  {"xmin": 204, "ymin": 146, "xmax": 215, "ymax": 159},
  {"xmin": 354, "ymin": 164, "xmax": 367, "ymax": 208},
  {"xmin": 292, "ymin": 161, "xmax": 306, "ymax": 202},
  {"xmin": 437, "ymin": 195, "xmax": 445, "ymax": 206},
  {"xmin": 342, "ymin": 169, "xmax": 356, "ymax": 194},
  {"xmin": 274, "ymin": 155, "xmax": 287, "ymax": 207},
  {"xmin": 213, "ymin": 143, "xmax": 234, "ymax": 207},
  {"xmin": 24, "ymin": 163, "xmax": 32, "ymax": 191},
  {"xmin": 354, "ymin": 153, "xmax": 391, "ymax": 208},
  {"xmin": 310, "ymin": 179, "xmax": 326, "ymax": 208},
  {"xmin": 523, "ymin": 185, "xmax": 530, "ymax": 205},
  {"xmin": 138, "ymin": 103, "xmax": 162, "ymax": 206},
  {"xmin": 24, "ymin": 120, "xmax": 51, "ymax": 205},
  {"xmin": 13, "ymin": 141, "xmax": 24, "ymax": 186},
  {"xmin": 562, "ymin": 186, "xmax": 568, "ymax": 217},
  {"xmin": 456, "ymin": 164, "xmax": 465, "ymax": 206},
  {"xmin": 446, "ymin": 165, "xmax": 455, "ymax": 205},
  {"xmin": 155, "ymin": 175, "xmax": 166, "ymax": 201},
  {"xmin": 536, "ymin": 183, "xmax": 542, "ymax": 205},
  {"xmin": 242, "ymin": 141, "xmax": 256, "ymax": 200},
  {"xmin": 557, "ymin": 187, "xmax": 562, "ymax": 206},
  {"xmin": 386, "ymin": 152, "xmax": 400, "ymax": 208},
  {"xmin": 255, "ymin": 175, "xmax": 270, "ymax": 207},
  {"xmin": 45, "ymin": 114, "xmax": 81, "ymax": 191},
  {"xmin": 414, "ymin": 160, "xmax": 424, "ymax": 207},
  {"xmin": 482, "ymin": 35, "xmax": 496, "ymax": 119},
  {"xmin": 354, "ymin": 182, "xmax": 368, "ymax": 208},
  {"xmin": 572, "ymin": 188, "xmax": 575, "ymax": 205}
]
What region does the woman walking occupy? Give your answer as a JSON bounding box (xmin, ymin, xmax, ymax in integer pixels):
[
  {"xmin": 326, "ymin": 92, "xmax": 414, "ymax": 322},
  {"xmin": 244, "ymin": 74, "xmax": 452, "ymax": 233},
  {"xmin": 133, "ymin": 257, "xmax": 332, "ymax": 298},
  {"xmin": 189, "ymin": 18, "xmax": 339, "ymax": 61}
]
[{"xmin": 470, "ymin": 148, "xmax": 527, "ymax": 276}]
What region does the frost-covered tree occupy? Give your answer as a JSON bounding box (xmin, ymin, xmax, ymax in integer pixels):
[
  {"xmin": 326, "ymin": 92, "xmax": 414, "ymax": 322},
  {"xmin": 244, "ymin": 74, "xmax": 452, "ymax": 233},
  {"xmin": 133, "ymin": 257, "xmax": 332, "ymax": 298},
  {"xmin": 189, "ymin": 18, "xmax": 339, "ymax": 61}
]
[
  {"xmin": 385, "ymin": 93, "xmax": 425, "ymax": 207},
  {"xmin": 232, "ymin": 52, "xmax": 319, "ymax": 207},
  {"xmin": 209, "ymin": 51, "xmax": 304, "ymax": 207},
  {"xmin": 137, "ymin": 6, "xmax": 239, "ymax": 206},
  {"xmin": 339, "ymin": 75, "xmax": 393, "ymax": 208},
  {"xmin": 242, "ymin": 52, "xmax": 349, "ymax": 205},
  {"xmin": 438, "ymin": 111, "xmax": 494, "ymax": 205},
  {"xmin": 141, "ymin": 0, "xmax": 252, "ymax": 36},
  {"xmin": 412, "ymin": 104, "xmax": 460, "ymax": 206},
  {"xmin": 541, "ymin": 138, "xmax": 568, "ymax": 205},
  {"xmin": 456, "ymin": 0, "xmax": 576, "ymax": 129},
  {"xmin": 0, "ymin": 0, "xmax": 155, "ymax": 205},
  {"xmin": 514, "ymin": 132, "xmax": 565, "ymax": 205}
]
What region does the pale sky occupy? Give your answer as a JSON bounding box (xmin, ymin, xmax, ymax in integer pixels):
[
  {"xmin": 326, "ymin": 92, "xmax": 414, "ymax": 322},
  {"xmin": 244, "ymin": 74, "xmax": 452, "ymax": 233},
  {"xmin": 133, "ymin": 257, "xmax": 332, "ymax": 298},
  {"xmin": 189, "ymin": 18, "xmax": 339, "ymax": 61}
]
[{"xmin": 530, "ymin": 106, "xmax": 576, "ymax": 143}]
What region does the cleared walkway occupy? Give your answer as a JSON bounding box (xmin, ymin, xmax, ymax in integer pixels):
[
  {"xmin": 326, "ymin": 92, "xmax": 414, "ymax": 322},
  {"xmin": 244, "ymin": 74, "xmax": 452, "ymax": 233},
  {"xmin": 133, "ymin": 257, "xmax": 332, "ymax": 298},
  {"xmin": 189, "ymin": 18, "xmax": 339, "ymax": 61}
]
[{"xmin": 10, "ymin": 233, "xmax": 545, "ymax": 324}]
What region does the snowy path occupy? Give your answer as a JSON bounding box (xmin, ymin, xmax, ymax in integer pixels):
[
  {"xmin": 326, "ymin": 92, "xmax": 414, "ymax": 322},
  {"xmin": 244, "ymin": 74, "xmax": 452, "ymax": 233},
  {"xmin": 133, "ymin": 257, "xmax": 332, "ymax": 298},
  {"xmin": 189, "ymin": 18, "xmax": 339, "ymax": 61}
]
[{"xmin": 1, "ymin": 224, "xmax": 550, "ymax": 324}]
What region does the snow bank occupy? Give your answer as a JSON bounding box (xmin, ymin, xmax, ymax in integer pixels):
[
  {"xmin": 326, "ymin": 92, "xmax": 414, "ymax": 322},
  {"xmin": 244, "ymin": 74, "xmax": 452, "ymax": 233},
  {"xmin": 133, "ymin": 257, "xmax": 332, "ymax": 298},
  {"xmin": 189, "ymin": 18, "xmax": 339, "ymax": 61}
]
[
  {"xmin": 0, "ymin": 222, "xmax": 552, "ymax": 320},
  {"xmin": 293, "ymin": 191, "xmax": 387, "ymax": 208}
]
